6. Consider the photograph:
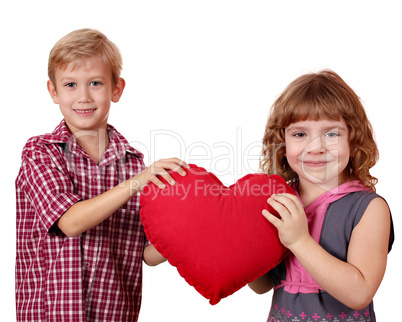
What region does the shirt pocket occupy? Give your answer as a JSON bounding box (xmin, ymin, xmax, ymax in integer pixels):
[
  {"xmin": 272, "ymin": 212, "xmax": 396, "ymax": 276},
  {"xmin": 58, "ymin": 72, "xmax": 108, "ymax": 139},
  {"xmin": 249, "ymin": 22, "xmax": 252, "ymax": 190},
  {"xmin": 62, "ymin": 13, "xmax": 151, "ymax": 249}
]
[{"xmin": 111, "ymin": 206, "xmax": 145, "ymax": 253}]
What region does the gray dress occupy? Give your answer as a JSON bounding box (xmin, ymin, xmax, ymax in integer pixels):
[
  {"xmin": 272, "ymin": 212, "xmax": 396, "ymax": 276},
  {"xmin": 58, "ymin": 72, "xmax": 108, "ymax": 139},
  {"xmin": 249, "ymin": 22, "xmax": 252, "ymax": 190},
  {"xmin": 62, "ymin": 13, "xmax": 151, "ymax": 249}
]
[{"xmin": 267, "ymin": 191, "xmax": 394, "ymax": 322}]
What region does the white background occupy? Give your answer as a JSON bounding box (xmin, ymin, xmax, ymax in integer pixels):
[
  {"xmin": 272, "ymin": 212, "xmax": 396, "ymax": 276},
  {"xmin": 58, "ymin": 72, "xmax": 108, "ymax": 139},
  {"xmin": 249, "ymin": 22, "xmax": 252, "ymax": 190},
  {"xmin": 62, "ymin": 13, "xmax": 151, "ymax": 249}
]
[{"xmin": 1, "ymin": 1, "xmax": 400, "ymax": 321}]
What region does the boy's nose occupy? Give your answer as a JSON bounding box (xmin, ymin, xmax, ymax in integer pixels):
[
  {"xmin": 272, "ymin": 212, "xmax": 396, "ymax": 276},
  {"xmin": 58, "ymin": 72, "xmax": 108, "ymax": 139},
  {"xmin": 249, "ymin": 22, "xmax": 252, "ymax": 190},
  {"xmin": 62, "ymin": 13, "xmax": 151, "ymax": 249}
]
[{"xmin": 78, "ymin": 87, "xmax": 91, "ymax": 103}]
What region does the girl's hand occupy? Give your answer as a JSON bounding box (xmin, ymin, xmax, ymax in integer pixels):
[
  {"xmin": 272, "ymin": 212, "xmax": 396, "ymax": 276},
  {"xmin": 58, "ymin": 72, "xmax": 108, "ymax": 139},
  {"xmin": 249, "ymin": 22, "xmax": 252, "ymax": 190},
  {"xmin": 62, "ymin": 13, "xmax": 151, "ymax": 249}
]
[
  {"xmin": 137, "ymin": 157, "xmax": 189, "ymax": 190},
  {"xmin": 262, "ymin": 193, "xmax": 310, "ymax": 249}
]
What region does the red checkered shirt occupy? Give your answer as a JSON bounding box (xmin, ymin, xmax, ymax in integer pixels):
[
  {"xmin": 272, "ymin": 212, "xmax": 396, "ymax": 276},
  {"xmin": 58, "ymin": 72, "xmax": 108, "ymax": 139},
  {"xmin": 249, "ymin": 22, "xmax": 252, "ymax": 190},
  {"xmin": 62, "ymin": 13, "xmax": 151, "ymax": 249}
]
[{"xmin": 16, "ymin": 120, "xmax": 146, "ymax": 321}]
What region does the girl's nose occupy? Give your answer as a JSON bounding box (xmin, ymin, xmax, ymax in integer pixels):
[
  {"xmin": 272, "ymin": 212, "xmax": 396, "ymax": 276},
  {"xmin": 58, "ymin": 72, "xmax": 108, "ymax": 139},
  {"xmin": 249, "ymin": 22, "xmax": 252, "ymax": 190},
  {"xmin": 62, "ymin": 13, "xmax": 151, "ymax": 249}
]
[{"xmin": 305, "ymin": 135, "xmax": 326, "ymax": 153}]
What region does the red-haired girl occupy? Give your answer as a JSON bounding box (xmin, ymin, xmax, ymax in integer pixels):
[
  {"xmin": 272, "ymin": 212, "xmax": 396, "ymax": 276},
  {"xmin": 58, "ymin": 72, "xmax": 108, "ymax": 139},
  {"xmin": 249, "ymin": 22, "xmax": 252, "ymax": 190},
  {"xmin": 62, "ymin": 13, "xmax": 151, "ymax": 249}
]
[{"xmin": 249, "ymin": 70, "xmax": 394, "ymax": 322}]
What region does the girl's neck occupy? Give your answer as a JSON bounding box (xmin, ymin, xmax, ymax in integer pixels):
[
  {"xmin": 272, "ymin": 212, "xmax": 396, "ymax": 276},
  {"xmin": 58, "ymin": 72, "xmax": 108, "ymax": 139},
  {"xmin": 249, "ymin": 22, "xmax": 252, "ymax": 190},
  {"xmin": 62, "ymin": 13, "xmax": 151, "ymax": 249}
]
[{"xmin": 297, "ymin": 176, "xmax": 345, "ymax": 206}]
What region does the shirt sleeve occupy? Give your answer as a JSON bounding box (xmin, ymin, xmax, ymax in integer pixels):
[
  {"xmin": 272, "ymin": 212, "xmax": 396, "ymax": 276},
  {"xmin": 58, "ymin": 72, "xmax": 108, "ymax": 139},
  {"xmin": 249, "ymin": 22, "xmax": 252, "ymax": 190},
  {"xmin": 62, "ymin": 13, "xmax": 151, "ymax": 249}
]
[{"xmin": 17, "ymin": 142, "xmax": 81, "ymax": 234}]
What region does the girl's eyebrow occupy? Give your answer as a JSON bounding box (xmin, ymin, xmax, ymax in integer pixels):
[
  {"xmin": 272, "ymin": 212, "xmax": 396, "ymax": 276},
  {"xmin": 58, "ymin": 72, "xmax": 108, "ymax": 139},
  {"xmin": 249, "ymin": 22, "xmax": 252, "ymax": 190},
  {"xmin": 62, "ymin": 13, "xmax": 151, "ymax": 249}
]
[
  {"xmin": 322, "ymin": 123, "xmax": 348, "ymax": 132},
  {"xmin": 286, "ymin": 122, "xmax": 348, "ymax": 132},
  {"xmin": 285, "ymin": 124, "xmax": 307, "ymax": 132},
  {"xmin": 326, "ymin": 126, "xmax": 348, "ymax": 132}
]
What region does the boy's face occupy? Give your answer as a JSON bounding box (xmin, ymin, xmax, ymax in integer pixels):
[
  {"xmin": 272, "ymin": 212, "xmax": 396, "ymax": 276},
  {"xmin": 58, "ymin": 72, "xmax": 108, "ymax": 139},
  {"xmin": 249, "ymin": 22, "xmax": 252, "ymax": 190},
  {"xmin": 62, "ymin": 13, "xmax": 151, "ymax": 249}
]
[{"xmin": 47, "ymin": 56, "xmax": 125, "ymax": 135}]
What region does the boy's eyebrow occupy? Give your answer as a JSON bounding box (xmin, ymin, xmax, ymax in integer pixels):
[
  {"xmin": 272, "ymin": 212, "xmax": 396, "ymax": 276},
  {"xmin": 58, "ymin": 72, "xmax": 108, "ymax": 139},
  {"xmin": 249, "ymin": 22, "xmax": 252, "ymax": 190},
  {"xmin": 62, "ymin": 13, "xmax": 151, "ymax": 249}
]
[{"xmin": 58, "ymin": 75, "xmax": 107, "ymax": 82}]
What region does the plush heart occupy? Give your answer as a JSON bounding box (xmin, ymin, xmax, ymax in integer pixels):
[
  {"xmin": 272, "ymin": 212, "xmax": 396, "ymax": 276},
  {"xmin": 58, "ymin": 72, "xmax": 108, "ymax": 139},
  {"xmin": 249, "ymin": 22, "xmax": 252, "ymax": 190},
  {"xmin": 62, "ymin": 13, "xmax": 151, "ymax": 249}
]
[{"xmin": 140, "ymin": 164, "xmax": 293, "ymax": 305}]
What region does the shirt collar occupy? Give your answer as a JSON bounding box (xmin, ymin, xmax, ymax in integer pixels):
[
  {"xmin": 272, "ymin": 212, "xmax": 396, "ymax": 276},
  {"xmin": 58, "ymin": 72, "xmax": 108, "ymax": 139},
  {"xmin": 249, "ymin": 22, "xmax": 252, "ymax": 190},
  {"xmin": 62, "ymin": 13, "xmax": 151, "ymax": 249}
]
[
  {"xmin": 104, "ymin": 123, "xmax": 144, "ymax": 164},
  {"xmin": 37, "ymin": 119, "xmax": 144, "ymax": 161},
  {"xmin": 36, "ymin": 120, "xmax": 73, "ymax": 145}
]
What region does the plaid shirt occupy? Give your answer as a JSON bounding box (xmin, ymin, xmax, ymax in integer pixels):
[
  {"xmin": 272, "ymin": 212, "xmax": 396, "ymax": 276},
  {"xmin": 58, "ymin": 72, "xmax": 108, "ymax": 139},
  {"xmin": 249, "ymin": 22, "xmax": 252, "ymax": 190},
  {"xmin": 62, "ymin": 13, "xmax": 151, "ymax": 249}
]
[{"xmin": 16, "ymin": 120, "xmax": 146, "ymax": 321}]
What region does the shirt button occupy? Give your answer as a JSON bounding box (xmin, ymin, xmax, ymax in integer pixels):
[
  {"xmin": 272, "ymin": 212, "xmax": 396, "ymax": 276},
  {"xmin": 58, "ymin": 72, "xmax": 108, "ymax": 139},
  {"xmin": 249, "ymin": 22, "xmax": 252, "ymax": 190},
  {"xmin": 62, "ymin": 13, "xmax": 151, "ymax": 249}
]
[
  {"xmin": 85, "ymin": 262, "xmax": 90, "ymax": 268},
  {"xmin": 92, "ymin": 177, "xmax": 97, "ymax": 182}
]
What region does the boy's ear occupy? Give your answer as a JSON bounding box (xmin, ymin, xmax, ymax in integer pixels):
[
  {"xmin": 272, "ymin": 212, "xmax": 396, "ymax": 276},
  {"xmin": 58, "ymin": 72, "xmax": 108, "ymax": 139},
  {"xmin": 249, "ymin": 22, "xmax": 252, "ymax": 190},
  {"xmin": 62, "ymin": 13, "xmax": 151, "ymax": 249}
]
[
  {"xmin": 112, "ymin": 78, "xmax": 126, "ymax": 103},
  {"xmin": 47, "ymin": 80, "xmax": 59, "ymax": 104}
]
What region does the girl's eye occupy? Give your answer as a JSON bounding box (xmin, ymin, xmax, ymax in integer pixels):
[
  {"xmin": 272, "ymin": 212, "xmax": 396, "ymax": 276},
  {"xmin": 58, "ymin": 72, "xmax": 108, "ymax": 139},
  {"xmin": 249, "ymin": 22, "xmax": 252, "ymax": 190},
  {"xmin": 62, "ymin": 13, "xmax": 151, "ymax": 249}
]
[
  {"xmin": 325, "ymin": 131, "xmax": 339, "ymax": 137},
  {"xmin": 293, "ymin": 132, "xmax": 306, "ymax": 138}
]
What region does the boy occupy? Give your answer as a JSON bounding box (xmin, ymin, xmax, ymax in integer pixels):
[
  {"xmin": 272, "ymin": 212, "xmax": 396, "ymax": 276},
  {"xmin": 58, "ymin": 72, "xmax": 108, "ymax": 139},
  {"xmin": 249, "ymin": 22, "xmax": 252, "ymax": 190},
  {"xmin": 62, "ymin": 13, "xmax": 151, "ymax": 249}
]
[{"xmin": 15, "ymin": 28, "xmax": 186, "ymax": 321}]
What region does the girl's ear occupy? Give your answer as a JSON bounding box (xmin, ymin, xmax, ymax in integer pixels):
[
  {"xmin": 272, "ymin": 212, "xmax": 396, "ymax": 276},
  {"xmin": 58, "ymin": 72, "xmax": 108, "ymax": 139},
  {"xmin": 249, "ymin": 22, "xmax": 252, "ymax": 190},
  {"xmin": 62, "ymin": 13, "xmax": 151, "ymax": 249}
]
[
  {"xmin": 47, "ymin": 80, "xmax": 59, "ymax": 104},
  {"xmin": 112, "ymin": 78, "xmax": 126, "ymax": 103}
]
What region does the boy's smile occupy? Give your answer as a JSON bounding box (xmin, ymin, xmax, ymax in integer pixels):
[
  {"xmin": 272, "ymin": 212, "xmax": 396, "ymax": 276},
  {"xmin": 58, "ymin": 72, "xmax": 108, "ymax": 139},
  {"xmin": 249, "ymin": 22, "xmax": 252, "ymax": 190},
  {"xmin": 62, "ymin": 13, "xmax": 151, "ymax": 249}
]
[
  {"xmin": 74, "ymin": 108, "xmax": 97, "ymax": 116},
  {"xmin": 47, "ymin": 56, "xmax": 124, "ymax": 136}
]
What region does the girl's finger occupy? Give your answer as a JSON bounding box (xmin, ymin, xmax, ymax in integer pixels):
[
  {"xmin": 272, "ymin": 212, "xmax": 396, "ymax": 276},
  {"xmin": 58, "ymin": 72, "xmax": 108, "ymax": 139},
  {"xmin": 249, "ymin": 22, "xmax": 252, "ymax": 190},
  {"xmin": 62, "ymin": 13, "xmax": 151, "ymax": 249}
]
[
  {"xmin": 269, "ymin": 193, "xmax": 300, "ymax": 217},
  {"xmin": 280, "ymin": 193, "xmax": 305, "ymax": 213},
  {"xmin": 267, "ymin": 195, "xmax": 292, "ymax": 220},
  {"xmin": 262, "ymin": 209, "xmax": 282, "ymax": 228}
]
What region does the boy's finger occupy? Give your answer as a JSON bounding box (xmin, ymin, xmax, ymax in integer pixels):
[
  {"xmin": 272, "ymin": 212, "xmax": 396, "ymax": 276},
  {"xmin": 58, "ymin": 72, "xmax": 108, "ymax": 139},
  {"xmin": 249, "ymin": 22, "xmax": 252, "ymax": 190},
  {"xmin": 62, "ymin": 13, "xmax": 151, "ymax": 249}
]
[
  {"xmin": 161, "ymin": 173, "xmax": 176, "ymax": 186},
  {"xmin": 167, "ymin": 159, "xmax": 189, "ymax": 176},
  {"xmin": 151, "ymin": 169, "xmax": 176, "ymax": 186},
  {"xmin": 169, "ymin": 157, "xmax": 190, "ymax": 169},
  {"xmin": 151, "ymin": 177, "xmax": 167, "ymax": 189}
]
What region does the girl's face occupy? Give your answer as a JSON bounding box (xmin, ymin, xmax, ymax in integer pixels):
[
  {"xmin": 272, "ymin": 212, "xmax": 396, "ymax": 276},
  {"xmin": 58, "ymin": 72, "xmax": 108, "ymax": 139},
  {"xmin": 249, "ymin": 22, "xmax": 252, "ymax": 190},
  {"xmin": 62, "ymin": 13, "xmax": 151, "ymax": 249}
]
[{"xmin": 284, "ymin": 118, "xmax": 350, "ymax": 191}]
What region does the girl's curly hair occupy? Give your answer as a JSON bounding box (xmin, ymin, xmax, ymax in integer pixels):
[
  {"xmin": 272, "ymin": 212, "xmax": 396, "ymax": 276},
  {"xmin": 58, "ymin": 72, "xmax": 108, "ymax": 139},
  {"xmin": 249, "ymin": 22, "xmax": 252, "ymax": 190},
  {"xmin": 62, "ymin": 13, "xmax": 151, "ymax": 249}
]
[{"xmin": 260, "ymin": 70, "xmax": 378, "ymax": 191}]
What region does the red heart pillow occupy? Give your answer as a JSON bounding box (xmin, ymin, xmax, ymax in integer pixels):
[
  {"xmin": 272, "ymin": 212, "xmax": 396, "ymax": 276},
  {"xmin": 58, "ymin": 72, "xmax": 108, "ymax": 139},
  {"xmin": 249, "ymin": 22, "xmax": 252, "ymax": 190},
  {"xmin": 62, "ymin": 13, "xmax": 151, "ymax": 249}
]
[{"xmin": 140, "ymin": 164, "xmax": 293, "ymax": 305}]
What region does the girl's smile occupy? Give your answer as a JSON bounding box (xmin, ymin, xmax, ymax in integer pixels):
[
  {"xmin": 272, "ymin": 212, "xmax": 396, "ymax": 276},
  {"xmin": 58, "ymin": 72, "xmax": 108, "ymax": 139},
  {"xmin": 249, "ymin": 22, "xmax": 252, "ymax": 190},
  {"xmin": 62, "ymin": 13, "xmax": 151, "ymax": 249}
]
[{"xmin": 302, "ymin": 160, "xmax": 330, "ymax": 167}]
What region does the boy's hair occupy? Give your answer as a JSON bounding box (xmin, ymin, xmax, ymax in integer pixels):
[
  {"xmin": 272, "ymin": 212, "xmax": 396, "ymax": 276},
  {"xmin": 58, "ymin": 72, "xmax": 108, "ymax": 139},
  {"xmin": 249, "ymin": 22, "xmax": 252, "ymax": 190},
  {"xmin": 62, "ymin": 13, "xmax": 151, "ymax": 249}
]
[
  {"xmin": 260, "ymin": 69, "xmax": 378, "ymax": 191},
  {"xmin": 48, "ymin": 28, "xmax": 122, "ymax": 88}
]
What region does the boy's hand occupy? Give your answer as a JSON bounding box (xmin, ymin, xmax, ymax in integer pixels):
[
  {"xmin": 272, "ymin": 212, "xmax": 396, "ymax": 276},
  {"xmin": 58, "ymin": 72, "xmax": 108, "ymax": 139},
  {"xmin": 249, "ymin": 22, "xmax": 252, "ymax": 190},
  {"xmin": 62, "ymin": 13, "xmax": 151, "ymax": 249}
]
[
  {"xmin": 57, "ymin": 158, "xmax": 188, "ymax": 237},
  {"xmin": 138, "ymin": 157, "xmax": 189, "ymax": 190}
]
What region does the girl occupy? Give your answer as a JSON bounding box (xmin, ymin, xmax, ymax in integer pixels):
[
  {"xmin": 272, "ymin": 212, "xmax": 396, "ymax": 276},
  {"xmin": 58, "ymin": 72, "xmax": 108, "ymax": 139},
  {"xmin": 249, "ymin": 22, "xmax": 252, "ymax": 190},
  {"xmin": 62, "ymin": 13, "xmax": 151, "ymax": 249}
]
[{"xmin": 249, "ymin": 70, "xmax": 394, "ymax": 322}]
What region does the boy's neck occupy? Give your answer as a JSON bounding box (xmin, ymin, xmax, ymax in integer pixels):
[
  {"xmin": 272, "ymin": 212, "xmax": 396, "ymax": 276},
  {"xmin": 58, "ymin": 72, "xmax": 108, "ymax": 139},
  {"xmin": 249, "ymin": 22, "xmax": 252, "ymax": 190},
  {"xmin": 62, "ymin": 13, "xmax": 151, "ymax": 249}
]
[{"xmin": 73, "ymin": 128, "xmax": 109, "ymax": 165}]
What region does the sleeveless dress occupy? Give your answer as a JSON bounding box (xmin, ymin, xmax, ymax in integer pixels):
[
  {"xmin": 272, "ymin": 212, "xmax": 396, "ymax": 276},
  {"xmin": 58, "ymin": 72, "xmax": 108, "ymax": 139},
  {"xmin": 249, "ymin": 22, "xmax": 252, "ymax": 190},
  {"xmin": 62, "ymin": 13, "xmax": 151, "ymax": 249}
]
[{"xmin": 267, "ymin": 181, "xmax": 394, "ymax": 322}]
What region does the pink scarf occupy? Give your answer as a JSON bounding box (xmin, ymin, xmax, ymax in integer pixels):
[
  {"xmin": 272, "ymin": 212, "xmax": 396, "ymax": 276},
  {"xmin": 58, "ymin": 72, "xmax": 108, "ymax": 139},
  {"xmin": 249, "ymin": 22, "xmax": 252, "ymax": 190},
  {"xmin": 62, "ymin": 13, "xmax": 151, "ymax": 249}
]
[{"xmin": 276, "ymin": 180, "xmax": 372, "ymax": 294}]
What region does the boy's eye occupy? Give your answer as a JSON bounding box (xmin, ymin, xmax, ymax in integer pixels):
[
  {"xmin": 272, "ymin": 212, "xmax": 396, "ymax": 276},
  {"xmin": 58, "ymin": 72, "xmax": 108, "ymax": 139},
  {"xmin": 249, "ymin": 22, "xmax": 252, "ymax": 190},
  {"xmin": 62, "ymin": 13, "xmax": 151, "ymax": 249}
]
[
  {"xmin": 90, "ymin": 81, "xmax": 101, "ymax": 86},
  {"xmin": 65, "ymin": 82, "xmax": 76, "ymax": 87}
]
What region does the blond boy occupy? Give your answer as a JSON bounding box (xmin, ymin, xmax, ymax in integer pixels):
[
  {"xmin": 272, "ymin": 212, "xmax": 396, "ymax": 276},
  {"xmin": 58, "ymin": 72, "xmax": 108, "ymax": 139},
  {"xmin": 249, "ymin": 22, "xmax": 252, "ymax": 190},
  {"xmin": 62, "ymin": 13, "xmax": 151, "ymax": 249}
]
[{"xmin": 15, "ymin": 28, "xmax": 186, "ymax": 321}]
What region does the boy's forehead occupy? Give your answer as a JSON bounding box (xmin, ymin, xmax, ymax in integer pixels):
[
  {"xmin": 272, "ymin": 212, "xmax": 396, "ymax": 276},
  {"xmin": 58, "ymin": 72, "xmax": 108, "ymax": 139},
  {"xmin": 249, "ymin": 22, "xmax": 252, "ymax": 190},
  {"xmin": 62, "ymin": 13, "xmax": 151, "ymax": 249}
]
[
  {"xmin": 56, "ymin": 56, "xmax": 110, "ymax": 77},
  {"xmin": 57, "ymin": 56, "xmax": 108, "ymax": 72}
]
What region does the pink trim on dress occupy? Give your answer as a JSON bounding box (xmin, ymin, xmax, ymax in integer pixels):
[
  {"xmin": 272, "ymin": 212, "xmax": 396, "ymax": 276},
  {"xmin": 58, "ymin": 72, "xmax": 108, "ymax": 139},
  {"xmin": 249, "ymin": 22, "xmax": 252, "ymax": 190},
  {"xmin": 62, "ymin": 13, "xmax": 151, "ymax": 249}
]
[{"xmin": 279, "ymin": 181, "xmax": 371, "ymax": 294}]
